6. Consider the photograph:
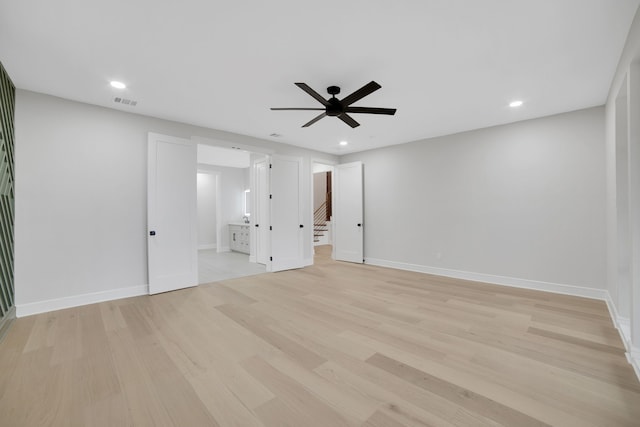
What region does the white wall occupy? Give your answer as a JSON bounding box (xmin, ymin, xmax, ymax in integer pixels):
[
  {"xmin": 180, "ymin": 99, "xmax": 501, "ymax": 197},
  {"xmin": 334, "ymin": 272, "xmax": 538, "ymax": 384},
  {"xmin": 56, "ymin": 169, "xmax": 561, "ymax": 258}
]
[
  {"xmin": 313, "ymin": 163, "xmax": 333, "ymax": 173},
  {"xmin": 605, "ymin": 6, "xmax": 640, "ymax": 378},
  {"xmin": 243, "ymin": 166, "xmax": 250, "ymax": 192},
  {"xmin": 197, "ymin": 164, "xmax": 245, "ymax": 250},
  {"xmin": 198, "ymin": 144, "xmax": 250, "ymax": 168},
  {"xmin": 14, "ymin": 90, "xmax": 337, "ymax": 315},
  {"xmin": 197, "ymin": 173, "xmax": 217, "ymax": 249},
  {"xmin": 341, "ymin": 107, "xmax": 606, "ymax": 293}
]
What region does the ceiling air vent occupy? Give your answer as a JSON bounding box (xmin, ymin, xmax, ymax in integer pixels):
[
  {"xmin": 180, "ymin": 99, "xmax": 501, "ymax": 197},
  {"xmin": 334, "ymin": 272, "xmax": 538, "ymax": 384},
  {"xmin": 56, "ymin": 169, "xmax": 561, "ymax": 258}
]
[{"xmin": 113, "ymin": 97, "xmax": 138, "ymax": 107}]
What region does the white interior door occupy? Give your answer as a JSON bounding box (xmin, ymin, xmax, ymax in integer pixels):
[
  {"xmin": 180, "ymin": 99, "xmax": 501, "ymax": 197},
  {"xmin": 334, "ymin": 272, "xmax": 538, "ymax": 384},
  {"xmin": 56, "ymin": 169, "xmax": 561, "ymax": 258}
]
[
  {"xmin": 269, "ymin": 155, "xmax": 304, "ymax": 272},
  {"xmin": 148, "ymin": 133, "xmax": 198, "ymax": 294},
  {"xmin": 254, "ymin": 157, "xmax": 269, "ymax": 265},
  {"xmin": 334, "ymin": 161, "xmax": 364, "ymax": 263}
]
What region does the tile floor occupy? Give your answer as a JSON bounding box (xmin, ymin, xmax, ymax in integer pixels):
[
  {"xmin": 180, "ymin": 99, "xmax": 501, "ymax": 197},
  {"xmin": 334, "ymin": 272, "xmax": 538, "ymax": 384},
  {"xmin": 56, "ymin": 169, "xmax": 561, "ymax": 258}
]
[{"xmin": 198, "ymin": 249, "xmax": 266, "ymax": 284}]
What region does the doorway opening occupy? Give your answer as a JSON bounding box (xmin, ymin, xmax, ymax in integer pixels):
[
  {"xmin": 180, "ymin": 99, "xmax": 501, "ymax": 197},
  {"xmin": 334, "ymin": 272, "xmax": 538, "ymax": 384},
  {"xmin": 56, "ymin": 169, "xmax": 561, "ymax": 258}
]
[
  {"xmin": 197, "ymin": 144, "xmax": 266, "ymax": 283},
  {"xmin": 312, "ymin": 161, "xmax": 334, "ymax": 253}
]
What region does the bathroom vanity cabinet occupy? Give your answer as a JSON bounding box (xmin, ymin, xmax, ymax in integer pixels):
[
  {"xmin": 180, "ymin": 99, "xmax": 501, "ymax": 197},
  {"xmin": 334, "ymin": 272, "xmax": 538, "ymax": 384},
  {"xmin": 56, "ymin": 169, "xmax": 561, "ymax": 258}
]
[{"xmin": 229, "ymin": 223, "xmax": 250, "ymax": 254}]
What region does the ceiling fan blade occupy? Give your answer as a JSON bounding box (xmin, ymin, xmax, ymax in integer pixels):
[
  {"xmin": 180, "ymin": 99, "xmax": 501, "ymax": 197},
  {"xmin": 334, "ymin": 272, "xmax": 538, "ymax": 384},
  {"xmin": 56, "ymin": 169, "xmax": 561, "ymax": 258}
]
[
  {"xmin": 295, "ymin": 83, "xmax": 330, "ymax": 106},
  {"xmin": 340, "ymin": 81, "xmax": 382, "ymax": 106},
  {"xmin": 271, "ymin": 108, "xmax": 325, "ymax": 111},
  {"xmin": 345, "ymin": 107, "xmax": 397, "ymax": 115},
  {"xmin": 338, "ymin": 113, "xmax": 360, "ymax": 128},
  {"xmin": 302, "ymin": 112, "xmax": 327, "ymax": 127}
]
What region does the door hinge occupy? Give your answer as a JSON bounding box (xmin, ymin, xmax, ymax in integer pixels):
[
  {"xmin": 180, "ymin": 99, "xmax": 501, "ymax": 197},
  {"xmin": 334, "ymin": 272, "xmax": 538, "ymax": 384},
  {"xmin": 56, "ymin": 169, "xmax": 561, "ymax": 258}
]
[
  {"xmin": 269, "ymin": 226, "xmax": 272, "ymax": 231},
  {"xmin": 269, "ymin": 194, "xmax": 272, "ymax": 199},
  {"xmin": 269, "ymin": 164, "xmax": 272, "ymax": 169},
  {"xmin": 270, "ymin": 256, "xmax": 273, "ymax": 261}
]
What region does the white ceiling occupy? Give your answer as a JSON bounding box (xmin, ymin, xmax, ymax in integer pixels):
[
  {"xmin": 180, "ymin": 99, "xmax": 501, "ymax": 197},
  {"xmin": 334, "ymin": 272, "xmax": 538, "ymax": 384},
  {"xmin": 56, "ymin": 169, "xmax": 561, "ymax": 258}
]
[{"xmin": 1, "ymin": 1, "xmax": 638, "ymax": 154}]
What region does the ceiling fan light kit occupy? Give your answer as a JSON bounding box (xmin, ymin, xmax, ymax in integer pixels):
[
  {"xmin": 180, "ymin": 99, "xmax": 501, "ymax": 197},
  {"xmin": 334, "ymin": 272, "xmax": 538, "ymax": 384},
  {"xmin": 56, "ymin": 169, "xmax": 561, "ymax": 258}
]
[{"xmin": 271, "ymin": 81, "xmax": 396, "ymax": 128}]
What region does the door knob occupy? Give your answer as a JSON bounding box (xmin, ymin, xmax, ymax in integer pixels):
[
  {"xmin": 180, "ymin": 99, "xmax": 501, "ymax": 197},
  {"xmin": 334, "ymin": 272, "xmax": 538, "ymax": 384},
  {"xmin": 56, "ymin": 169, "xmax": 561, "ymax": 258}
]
[
  {"xmin": 149, "ymin": 230, "xmax": 156, "ymax": 236},
  {"xmin": 357, "ymin": 223, "xmax": 362, "ymax": 227}
]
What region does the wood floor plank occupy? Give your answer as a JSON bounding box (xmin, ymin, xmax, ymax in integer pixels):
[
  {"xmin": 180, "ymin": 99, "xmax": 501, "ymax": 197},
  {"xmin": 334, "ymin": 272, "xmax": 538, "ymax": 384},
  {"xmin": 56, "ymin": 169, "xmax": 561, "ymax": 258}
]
[
  {"xmin": 22, "ymin": 311, "xmax": 57, "ymax": 353},
  {"xmin": 527, "ymin": 326, "xmax": 625, "ymax": 355},
  {"xmin": 469, "ymin": 348, "xmax": 640, "ymax": 426},
  {"xmin": 263, "ymin": 349, "xmax": 378, "ymax": 422},
  {"xmin": 465, "ymin": 324, "xmax": 640, "ymax": 392},
  {"xmin": 243, "ymin": 355, "xmax": 354, "ymax": 427},
  {"xmin": 106, "ymin": 327, "xmax": 178, "ymax": 426},
  {"xmin": 362, "ymin": 410, "xmax": 411, "ymax": 427},
  {"xmin": 217, "ymin": 303, "xmax": 327, "ymax": 370},
  {"xmin": 314, "ymin": 359, "xmax": 483, "ymax": 427},
  {"xmin": 49, "ymin": 308, "xmax": 82, "ymax": 365},
  {"xmin": 366, "ymin": 352, "xmax": 549, "ymax": 427},
  {"xmin": 186, "ymin": 369, "xmax": 262, "ymax": 427}
]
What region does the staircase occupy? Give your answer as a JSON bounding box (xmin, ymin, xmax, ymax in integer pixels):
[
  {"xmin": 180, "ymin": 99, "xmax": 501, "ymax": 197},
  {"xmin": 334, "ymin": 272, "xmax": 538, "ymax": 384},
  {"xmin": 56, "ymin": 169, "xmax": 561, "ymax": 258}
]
[{"xmin": 314, "ymin": 202, "xmax": 329, "ymax": 243}]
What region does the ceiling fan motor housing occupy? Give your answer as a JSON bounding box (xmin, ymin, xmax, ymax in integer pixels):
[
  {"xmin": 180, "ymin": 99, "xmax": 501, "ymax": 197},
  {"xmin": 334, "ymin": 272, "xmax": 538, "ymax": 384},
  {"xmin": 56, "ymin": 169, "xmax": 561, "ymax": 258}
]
[{"xmin": 326, "ymin": 98, "xmax": 343, "ymax": 116}]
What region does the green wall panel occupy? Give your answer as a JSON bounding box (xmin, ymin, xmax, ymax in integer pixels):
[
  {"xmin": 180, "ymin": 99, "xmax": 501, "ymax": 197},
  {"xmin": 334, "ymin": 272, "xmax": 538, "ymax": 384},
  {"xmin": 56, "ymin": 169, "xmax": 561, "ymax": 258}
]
[{"xmin": 0, "ymin": 60, "xmax": 15, "ymax": 332}]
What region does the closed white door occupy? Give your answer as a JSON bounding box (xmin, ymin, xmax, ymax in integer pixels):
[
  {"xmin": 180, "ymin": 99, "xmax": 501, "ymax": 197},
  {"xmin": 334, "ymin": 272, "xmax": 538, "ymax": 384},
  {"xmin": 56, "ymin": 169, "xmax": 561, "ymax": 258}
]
[
  {"xmin": 254, "ymin": 158, "xmax": 269, "ymax": 265},
  {"xmin": 269, "ymin": 155, "xmax": 305, "ymax": 272},
  {"xmin": 334, "ymin": 161, "xmax": 364, "ymax": 263},
  {"xmin": 147, "ymin": 133, "xmax": 198, "ymax": 294}
]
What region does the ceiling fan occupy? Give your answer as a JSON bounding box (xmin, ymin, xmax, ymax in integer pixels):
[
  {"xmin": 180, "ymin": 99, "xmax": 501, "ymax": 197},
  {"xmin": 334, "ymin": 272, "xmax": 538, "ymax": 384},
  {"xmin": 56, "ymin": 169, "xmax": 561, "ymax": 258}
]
[{"xmin": 271, "ymin": 81, "xmax": 396, "ymax": 128}]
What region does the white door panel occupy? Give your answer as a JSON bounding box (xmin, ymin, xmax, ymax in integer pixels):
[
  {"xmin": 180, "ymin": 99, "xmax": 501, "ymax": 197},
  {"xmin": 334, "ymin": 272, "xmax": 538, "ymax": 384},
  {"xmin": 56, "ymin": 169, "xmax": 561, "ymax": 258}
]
[
  {"xmin": 270, "ymin": 155, "xmax": 304, "ymax": 272},
  {"xmin": 334, "ymin": 161, "xmax": 363, "ymax": 263},
  {"xmin": 254, "ymin": 158, "xmax": 269, "ymax": 265},
  {"xmin": 148, "ymin": 133, "xmax": 198, "ymax": 294}
]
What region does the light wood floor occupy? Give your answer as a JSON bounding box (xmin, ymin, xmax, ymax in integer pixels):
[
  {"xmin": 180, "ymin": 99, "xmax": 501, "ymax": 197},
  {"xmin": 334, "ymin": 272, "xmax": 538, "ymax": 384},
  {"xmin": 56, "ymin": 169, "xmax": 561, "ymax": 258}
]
[{"xmin": 1, "ymin": 246, "xmax": 639, "ymax": 426}]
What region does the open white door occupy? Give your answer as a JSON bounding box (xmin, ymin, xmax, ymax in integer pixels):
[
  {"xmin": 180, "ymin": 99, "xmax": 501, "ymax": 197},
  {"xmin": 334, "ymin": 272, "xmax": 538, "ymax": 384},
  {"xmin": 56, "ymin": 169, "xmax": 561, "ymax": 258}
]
[
  {"xmin": 148, "ymin": 133, "xmax": 198, "ymax": 294},
  {"xmin": 253, "ymin": 157, "xmax": 269, "ymax": 265},
  {"xmin": 269, "ymin": 155, "xmax": 305, "ymax": 272},
  {"xmin": 334, "ymin": 161, "xmax": 364, "ymax": 263}
]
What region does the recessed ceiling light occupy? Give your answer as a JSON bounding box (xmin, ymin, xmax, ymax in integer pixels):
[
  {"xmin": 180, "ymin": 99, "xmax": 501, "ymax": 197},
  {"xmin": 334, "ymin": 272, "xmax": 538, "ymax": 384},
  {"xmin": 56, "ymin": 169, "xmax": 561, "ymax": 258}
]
[
  {"xmin": 339, "ymin": 141, "xmax": 348, "ymax": 146},
  {"xmin": 110, "ymin": 81, "xmax": 126, "ymax": 89},
  {"xmin": 509, "ymin": 100, "xmax": 523, "ymax": 108}
]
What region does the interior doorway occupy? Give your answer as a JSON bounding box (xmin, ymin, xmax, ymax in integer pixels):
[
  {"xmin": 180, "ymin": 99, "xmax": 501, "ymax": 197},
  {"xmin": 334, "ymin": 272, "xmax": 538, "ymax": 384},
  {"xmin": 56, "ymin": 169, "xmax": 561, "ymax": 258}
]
[
  {"xmin": 312, "ymin": 159, "xmax": 365, "ymax": 264},
  {"xmin": 312, "ymin": 161, "xmax": 335, "ymax": 250},
  {"xmin": 197, "ymin": 144, "xmax": 266, "ymax": 284}
]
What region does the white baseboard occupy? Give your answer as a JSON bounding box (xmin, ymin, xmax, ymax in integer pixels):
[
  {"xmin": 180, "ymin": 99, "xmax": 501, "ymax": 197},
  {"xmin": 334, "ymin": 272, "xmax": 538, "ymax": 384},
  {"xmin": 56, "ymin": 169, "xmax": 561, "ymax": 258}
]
[
  {"xmin": 604, "ymin": 293, "xmax": 631, "ymax": 343},
  {"xmin": 365, "ymin": 258, "xmax": 608, "ymax": 300},
  {"xmin": 604, "ymin": 292, "xmax": 640, "ymax": 381},
  {"xmin": 629, "ymin": 347, "xmax": 640, "ymax": 381},
  {"xmin": 218, "ymin": 246, "xmax": 230, "ymax": 253},
  {"xmin": 16, "ymin": 284, "xmax": 149, "ymax": 318},
  {"xmin": 198, "ymin": 243, "xmax": 217, "ymax": 250}
]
